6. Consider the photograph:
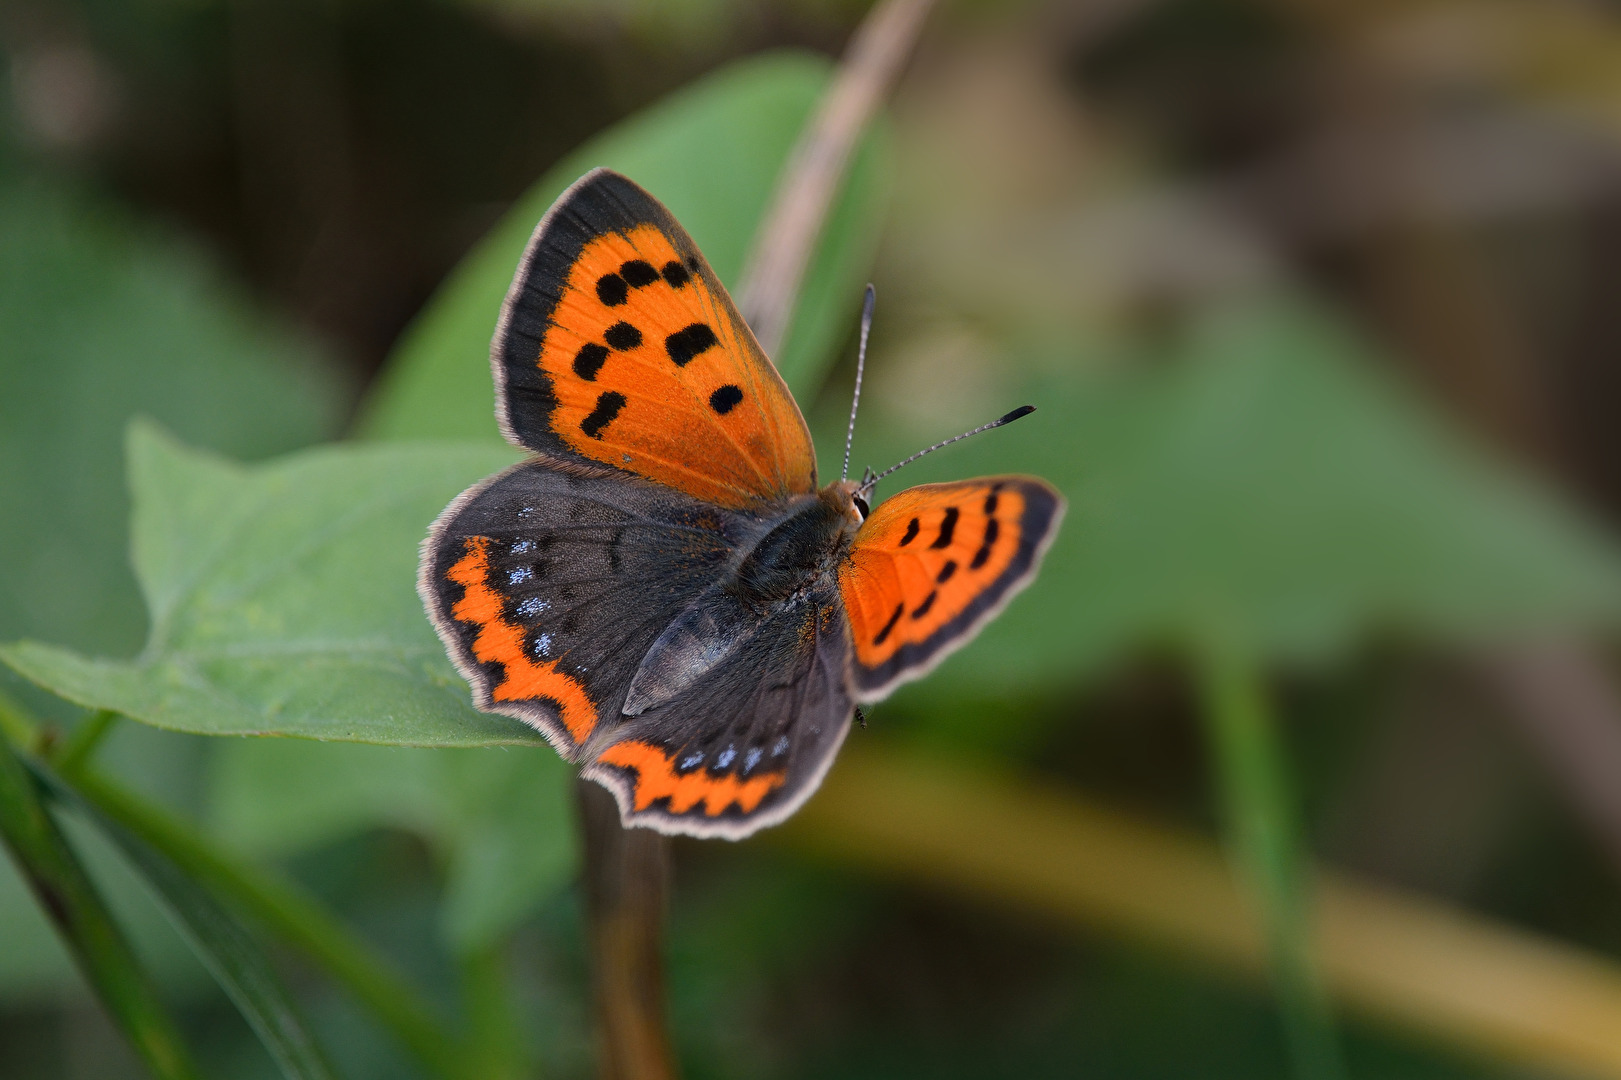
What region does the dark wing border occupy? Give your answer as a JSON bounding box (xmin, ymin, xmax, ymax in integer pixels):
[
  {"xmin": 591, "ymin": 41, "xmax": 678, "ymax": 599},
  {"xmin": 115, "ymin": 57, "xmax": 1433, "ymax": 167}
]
[{"xmin": 850, "ymin": 478, "xmax": 1065, "ymax": 702}]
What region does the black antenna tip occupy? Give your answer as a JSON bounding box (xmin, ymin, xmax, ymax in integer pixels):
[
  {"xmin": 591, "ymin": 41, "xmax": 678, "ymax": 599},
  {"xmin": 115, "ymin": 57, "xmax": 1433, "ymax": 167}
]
[
  {"xmin": 861, "ymin": 283, "xmax": 876, "ymax": 318},
  {"xmin": 997, "ymin": 405, "xmax": 1036, "ymax": 426}
]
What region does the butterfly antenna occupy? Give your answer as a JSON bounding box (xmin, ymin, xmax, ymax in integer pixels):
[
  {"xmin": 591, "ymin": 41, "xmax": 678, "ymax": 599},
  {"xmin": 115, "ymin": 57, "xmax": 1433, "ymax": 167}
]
[
  {"xmin": 858, "ymin": 406, "xmax": 1036, "ymax": 497},
  {"xmin": 841, "ymin": 284, "xmax": 876, "ymax": 483}
]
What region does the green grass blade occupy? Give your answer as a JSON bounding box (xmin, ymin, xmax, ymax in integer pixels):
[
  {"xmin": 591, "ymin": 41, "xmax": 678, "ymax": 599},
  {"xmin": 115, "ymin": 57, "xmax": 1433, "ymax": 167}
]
[
  {"xmin": 0, "ymin": 729, "xmax": 200, "ymax": 1080},
  {"xmin": 1195, "ymin": 639, "xmax": 1346, "ymax": 1080},
  {"xmin": 65, "ymin": 765, "xmax": 475, "ymax": 1080},
  {"xmin": 33, "ymin": 759, "xmax": 338, "ymax": 1080}
]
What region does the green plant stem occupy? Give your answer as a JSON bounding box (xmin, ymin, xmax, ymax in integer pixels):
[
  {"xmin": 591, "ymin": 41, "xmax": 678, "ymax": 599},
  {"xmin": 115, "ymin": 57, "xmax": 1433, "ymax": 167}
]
[
  {"xmin": 0, "ymin": 687, "xmax": 44, "ymax": 750},
  {"xmin": 1195, "ymin": 641, "xmax": 1345, "ymax": 1080},
  {"xmin": 64, "ymin": 765, "xmax": 475, "ymax": 1080},
  {"xmin": 54, "ymin": 708, "xmax": 120, "ymax": 774},
  {"xmin": 1, "ymin": 694, "xmax": 476, "ymax": 1079},
  {"xmin": 0, "ymin": 728, "xmax": 201, "ymax": 1080}
]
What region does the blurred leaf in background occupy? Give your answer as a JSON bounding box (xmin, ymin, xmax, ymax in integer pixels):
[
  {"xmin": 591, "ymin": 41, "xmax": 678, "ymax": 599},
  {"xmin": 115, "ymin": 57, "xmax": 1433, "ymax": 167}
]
[
  {"xmin": 0, "ymin": 168, "xmax": 348, "ymax": 1005},
  {"xmin": 827, "ymin": 298, "xmax": 1621, "ymax": 753}
]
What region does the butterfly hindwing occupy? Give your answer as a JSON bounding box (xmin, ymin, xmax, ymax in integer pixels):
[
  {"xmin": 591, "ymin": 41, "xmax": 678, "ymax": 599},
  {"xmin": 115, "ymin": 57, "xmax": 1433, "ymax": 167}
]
[
  {"xmin": 582, "ymin": 577, "xmax": 853, "ymax": 839},
  {"xmin": 494, "ymin": 168, "xmax": 818, "ymax": 510},
  {"xmin": 839, "ymin": 477, "xmax": 1064, "ymax": 699},
  {"xmin": 420, "ymin": 457, "xmax": 751, "ymax": 759}
]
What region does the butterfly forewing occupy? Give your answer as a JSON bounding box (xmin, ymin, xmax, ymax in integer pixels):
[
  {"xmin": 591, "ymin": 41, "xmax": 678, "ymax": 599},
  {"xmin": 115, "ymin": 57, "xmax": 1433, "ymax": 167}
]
[
  {"xmin": 495, "ymin": 169, "xmax": 817, "ymax": 510},
  {"xmin": 839, "ymin": 477, "xmax": 1063, "ymax": 699}
]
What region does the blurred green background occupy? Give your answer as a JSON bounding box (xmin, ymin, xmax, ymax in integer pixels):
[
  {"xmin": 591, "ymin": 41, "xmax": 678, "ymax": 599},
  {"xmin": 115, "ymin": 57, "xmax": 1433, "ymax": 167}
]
[{"xmin": 6, "ymin": 0, "xmax": 1621, "ymax": 1077}]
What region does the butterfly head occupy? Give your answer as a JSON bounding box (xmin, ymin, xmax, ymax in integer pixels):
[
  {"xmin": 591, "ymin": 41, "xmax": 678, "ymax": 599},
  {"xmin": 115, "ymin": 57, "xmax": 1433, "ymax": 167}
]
[{"xmin": 820, "ymin": 478, "xmax": 869, "ymax": 525}]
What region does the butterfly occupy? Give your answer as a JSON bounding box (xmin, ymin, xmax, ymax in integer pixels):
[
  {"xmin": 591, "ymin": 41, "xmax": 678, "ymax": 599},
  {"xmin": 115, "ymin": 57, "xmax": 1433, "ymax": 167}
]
[{"xmin": 420, "ymin": 168, "xmax": 1063, "ymax": 839}]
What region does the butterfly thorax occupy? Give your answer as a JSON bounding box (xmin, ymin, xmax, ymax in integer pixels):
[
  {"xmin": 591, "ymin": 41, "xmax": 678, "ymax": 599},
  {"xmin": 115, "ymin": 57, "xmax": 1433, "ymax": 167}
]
[
  {"xmin": 620, "ymin": 484, "xmax": 862, "ymax": 718},
  {"xmin": 733, "ymin": 483, "xmax": 863, "ymax": 605}
]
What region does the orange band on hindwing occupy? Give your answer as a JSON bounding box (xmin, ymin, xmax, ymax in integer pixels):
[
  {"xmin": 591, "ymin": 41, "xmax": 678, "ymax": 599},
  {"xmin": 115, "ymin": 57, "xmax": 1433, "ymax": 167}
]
[
  {"xmin": 445, "ymin": 536, "xmax": 598, "ymax": 743},
  {"xmin": 596, "ymin": 740, "xmax": 784, "ymax": 816}
]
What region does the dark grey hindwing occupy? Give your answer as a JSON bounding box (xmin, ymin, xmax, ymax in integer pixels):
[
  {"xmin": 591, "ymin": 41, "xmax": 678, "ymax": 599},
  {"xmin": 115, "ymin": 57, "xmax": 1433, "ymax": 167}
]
[
  {"xmin": 419, "ymin": 456, "xmax": 751, "ymax": 759},
  {"xmin": 582, "ymin": 579, "xmax": 854, "ymax": 840}
]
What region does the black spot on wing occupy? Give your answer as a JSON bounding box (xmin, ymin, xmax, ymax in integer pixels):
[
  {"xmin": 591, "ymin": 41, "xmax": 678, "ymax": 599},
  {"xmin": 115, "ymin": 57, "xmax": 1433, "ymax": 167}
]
[
  {"xmin": 573, "ymin": 342, "xmax": 609, "ymax": 380},
  {"xmin": 661, "ymin": 260, "xmax": 689, "ymax": 287},
  {"xmin": 911, "ymin": 591, "xmax": 937, "ymax": 619},
  {"xmin": 620, "ymin": 259, "xmax": 659, "ymax": 287},
  {"xmin": 970, "ymin": 517, "xmax": 999, "ymax": 569},
  {"xmin": 605, "ymin": 322, "xmax": 642, "ymax": 351},
  {"xmin": 596, "ymin": 273, "xmax": 628, "ymax": 307},
  {"xmin": 984, "ymin": 490, "xmax": 999, "ymax": 515},
  {"xmin": 930, "ymin": 507, "xmax": 960, "ymax": 549},
  {"xmin": 936, "ymin": 560, "xmax": 957, "ymax": 584},
  {"xmin": 666, "ymin": 323, "xmax": 717, "ymax": 366},
  {"xmin": 580, "ymin": 391, "xmax": 626, "ymax": 438},
  {"xmin": 898, "ymin": 518, "xmax": 920, "ymax": 547},
  {"xmin": 873, "ymin": 602, "xmax": 904, "ymax": 646},
  {"xmin": 709, "ymin": 385, "xmax": 743, "ymax": 414}
]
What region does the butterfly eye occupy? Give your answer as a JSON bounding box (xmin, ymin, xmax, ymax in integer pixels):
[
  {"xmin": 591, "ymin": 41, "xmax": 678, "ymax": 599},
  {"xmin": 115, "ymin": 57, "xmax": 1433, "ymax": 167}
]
[{"xmin": 853, "ymin": 494, "xmax": 870, "ymax": 520}]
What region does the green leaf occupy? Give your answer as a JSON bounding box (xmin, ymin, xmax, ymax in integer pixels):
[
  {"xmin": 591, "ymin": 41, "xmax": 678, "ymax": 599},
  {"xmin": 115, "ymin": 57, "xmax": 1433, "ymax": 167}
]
[
  {"xmin": 0, "ymin": 169, "xmax": 344, "ymax": 997},
  {"xmin": 33, "ymin": 760, "xmax": 337, "ymax": 1080},
  {"xmin": 5, "ymin": 420, "xmax": 577, "ymax": 944},
  {"xmin": 827, "ymin": 297, "xmax": 1621, "ymax": 706},
  {"xmin": 359, "ymin": 49, "xmax": 890, "ymax": 440},
  {"xmin": 2, "ymin": 422, "xmax": 533, "ymax": 747}
]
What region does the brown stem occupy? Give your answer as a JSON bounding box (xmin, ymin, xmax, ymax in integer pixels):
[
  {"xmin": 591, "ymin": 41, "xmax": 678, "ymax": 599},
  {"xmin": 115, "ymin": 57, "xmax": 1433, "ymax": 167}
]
[
  {"xmin": 736, "ymin": 0, "xmax": 936, "ymax": 357},
  {"xmin": 577, "ymin": 779, "xmax": 677, "ymax": 1080},
  {"xmin": 572, "ymin": 6, "xmax": 938, "ymax": 1072},
  {"xmin": 1479, "ymin": 639, "xmax": 1621, "ymax": 879}
]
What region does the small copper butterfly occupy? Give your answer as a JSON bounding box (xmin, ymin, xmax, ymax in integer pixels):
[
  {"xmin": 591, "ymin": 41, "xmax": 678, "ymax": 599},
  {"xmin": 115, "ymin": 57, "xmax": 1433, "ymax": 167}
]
[{"xmin": 420, "ymin": 169, "xmax": 1063, "ymax": 838}]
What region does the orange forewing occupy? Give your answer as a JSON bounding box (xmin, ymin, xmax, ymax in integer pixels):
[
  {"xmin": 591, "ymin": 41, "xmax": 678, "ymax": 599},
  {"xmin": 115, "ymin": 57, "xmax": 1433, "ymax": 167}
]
[
  {"xmin": 531, "ymin": 222, "xmax": 814, "ymax": 508},
  {"xmin": 595, "ymin": 740, "xmax": 785, "ymax": 816},
  {"xmin": 445, "ymin": 536, "xmax": 599, "ymax": 744}
]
